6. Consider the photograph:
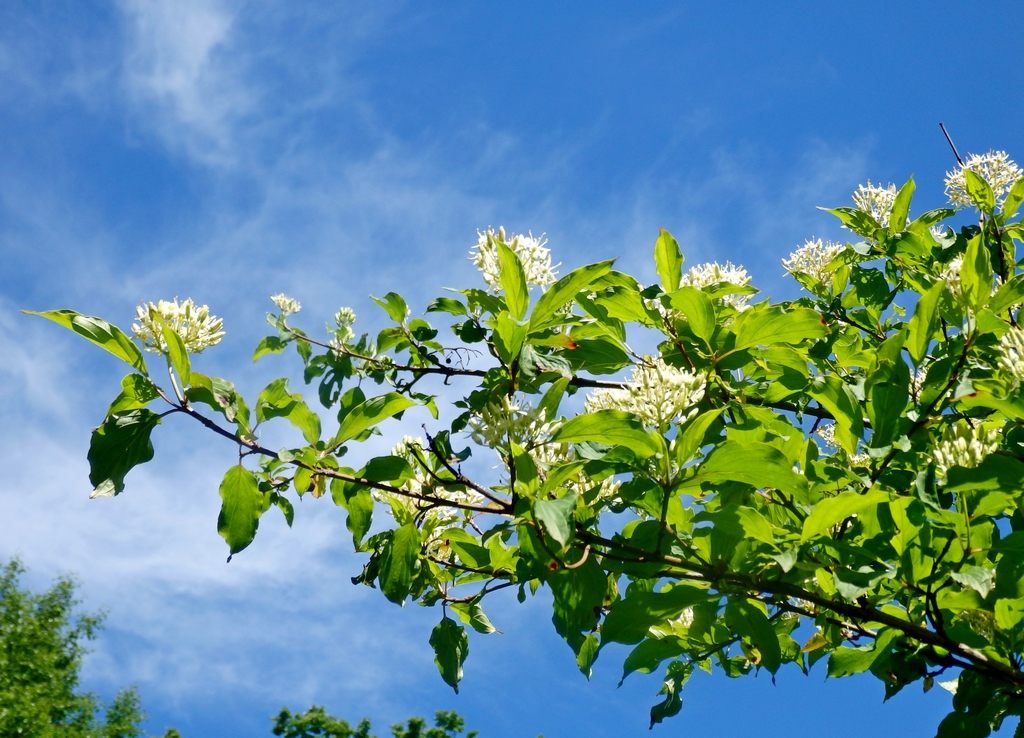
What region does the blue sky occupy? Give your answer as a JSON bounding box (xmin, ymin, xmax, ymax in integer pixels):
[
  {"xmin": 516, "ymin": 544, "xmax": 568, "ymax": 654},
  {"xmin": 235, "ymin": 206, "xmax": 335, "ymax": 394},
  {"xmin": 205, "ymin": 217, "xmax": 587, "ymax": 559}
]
[{"xmin": 3, "ymin": 2, "xmax": 1024, "ymax": 736}]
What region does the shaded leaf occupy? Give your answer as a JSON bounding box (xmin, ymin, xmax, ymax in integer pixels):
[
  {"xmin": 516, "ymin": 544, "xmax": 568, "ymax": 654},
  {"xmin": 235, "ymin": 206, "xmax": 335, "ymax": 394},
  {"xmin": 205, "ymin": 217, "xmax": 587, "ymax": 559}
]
[
  {"xmin": 378, "ymin": 523, "xmax": 420, "ymax": 605},
  {"xmin": 87, "ymin": 409, "xmax": 161, "ymax": 498},
  {"xmin": 430, "ymin": 617, "xmax": 469, "ymax": 693},
  {"xmin": 534, "ymin": 492, "xmax": 578, "ymax": 550}
]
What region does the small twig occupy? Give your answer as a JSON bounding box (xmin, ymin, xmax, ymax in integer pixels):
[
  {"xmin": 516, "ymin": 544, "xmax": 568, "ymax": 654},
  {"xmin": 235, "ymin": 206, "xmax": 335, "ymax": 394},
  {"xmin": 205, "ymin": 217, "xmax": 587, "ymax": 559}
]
[
  {"xmin": 563, "ymin": 545, "xmax": 591, "ymax": 570},
  {"xmin": 939, "ymin": 123, "xmax": 965, "ymax": 167}
]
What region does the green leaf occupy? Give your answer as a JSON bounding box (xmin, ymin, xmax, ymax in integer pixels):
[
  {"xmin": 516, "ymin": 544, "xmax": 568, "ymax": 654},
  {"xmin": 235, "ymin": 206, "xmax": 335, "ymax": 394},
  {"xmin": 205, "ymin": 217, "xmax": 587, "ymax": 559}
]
[
  {"xmin": 620, "ymin": 638, "xmax": 686, "ymax": 685},
  {"xmin": 529, "ymin": 260, "xmax": 614, "ymax": 331},
  {"xmin": 990, "ymin": 273, "xmax": 1024, "ymax": 315},
  {"xmin": 430, "ymin": 617, "xmax": 469, "ymax": 694},
  {"xmin": 681, "ymin": 441, "xmax": 807, "ymax": 498},
  {"xmin": 576, "ymin": 633, "xmax": 600, "ymax": 679},
  {"xmin": 961, "ymin": 235, "xmax": 993, "ymax": 311},
  {"xmin": 667, "ymin": 286, "xmax": 715, "ymax": 344},
  {"xmin": 564, "ymin": 337, "xmax": 632, "ymax": 374},
  {"xmin": 272, "ymin": 493, "xmax": 294, "ymax": 527},
  {"xmin": 552, "ymin": 410, "xmax": 661, "ymax": 458},
  {"xmin": 330, "ymin": 479, "xmax": 373, "ymax": 548},
  {"xmin": 730, "ymin": 306, "xmax": 828, "ymax": 352},
  {"xmin": 426, "ymin": 297, "xmax": 468, "ymax": 316},
  {"xmin": 107, "ymin": 374, "xmax": 160, "ymax": 414},
  {"xmin": 725, "ymin": 599, "xmax": 781, "ymax": 674},
  {"xmin": 255, "ymin": 378, "xmax": 321, "ymax": 444},
  {"xmin": 25, "ymin": 309, "xmax": 147, "ymax": 375},
  {"xmin": 820, "ymin": 206, "xmax": 883, "ymax": 237},
  {"xmin": 674, "ymin": 409, "xmax": 723, "ymax": 465},
  {"xmin": 252, "ymin": 336, "xmax": 287, "ymax": 362},
  {"xmin": 828, "ymin": 629, "xmax": 898, "ymax": 678},
  {"xmin": 497, "ymin": 242, "xmax": 529, "ymax": 320},
  {"xmin": 907, "ymin": 281, "xmax": 944, "ymax": 366},
  {"xmin": 649, "ymin": 661, "xmax": 693, "ymax": 728},
  {"xmin": 379, "ymin": 523, "xmax": 420, "ymax": 605},
  {"xmin": 87, "ymin": 409, "xmax": 161, "ymax": 498},
  {"xmin": 808, "ymin": 375, "xmax": 863, "ymax": 454},
  {"xmin": 549, "ymin": 555, "xmax": 606, "ymax": 641},
  {"xmin": 450, "ymin": 599, "xmax": 499, "ymax": 635},
  {"xmin": 335, "ymin": 393, "xmax": 415, "ymax": 444},
  {"xmin": 945, "ymin": 454, "xmax": 1024, "ymax": 494},
  {"xmin": 371, "ymin": 292, "xmax": 408, "ymax": 323},
  {"xmin": 736, "ymin": 508, "xmax": 775, "ymax": 546},
  {"xmin": 491, "ymin": 311, "xmax": 528, "ymax": 364},
  {"xmin": 654, "ymin": 229, "xmax": 683, "ymax": 291},
  {"xmin": 888, "ymin": 176, "xmax": 915, "ymax": 234},
  {"xmin": 964, "ymin": 169, "xmax": 995, "ymax": 215},
  {"xmin": 156, "ymin": 315, "xmax": 190, "ymax": 382},
  {"xmin": 601, "ymin": 585, "xmax": 711, "ymax": 645},
  {"xmin": 995, "ymin": 597, "xmax": 1024, "ymax": 630},
  {"xmin": 867, "ymin": 382, "xmax": 907, "ymax": 448},
  {"xmin": 216, "ymin": 466, "xmax": 264, "ymax": 555},
  {"xmin": 801, "ymin": 489, "xmax": 889, "ymax": 541},
  {"xmin": 538, "ymin": 376, "xmax": 571, "ymax": 420},
  {"xmin": 534, "ymin": 492, "xmax": 577, "ymax": 550},
  {"xmin": 1002, "ymin": 176, "xmax": 1024, "ymax": 217},
  {"xmin": 950, "ymin": 567, "xmax": 995, "ymax": 598}
]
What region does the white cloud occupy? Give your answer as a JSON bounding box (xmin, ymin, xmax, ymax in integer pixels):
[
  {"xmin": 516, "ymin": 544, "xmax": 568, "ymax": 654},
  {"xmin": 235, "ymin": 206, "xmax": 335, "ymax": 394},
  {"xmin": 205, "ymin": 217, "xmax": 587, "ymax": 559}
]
[{"xmin": 118, "ymin": 0, "xmax": 244, "ymax": 163}]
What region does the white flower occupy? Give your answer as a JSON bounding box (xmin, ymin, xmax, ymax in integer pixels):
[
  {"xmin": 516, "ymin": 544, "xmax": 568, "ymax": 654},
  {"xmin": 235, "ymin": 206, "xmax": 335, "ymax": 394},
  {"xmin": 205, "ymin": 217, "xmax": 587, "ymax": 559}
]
[
  {"xmin": 132, "ymin": 298, "xmax": 224, "ymax": 354},
  {"xmin": 679, "ymin": 261, "xmax": 753, "ymax": 311},
  {"xmin": 816, "ymin": 423, "xmax": 838, "ymax": 452},
  {"xmin": 470, "ymin": 227, "xmax": 558, "ymax": 293},
  {"xmin": 329, "ymin": 307, "xmax": 357, "ymax": 346},
  {"xmin": 270, "ymin": 293, "xmax": 301, "ymax": 317},
  {"xmin": 998, "ymin": 326, "xmax": 1024, "ymax": 382},
  {"xmin": 938, "ymin": 255, "xmax": 963, "ymax": 300},
  {"xmin": 532, "ymin": 442, "xmax": 622, "ymax": 503},
  {"xmin": 468, "ymin": 395, "xmax": 555, "ymax": 450},
  {"xmin": 931, "ymin": 421, "xmax": 1000, "ymax": 478},
  {"xmin": 584, "ymin": 357, "xmax": 706, "ymax": 430},
  {"xmin": 852, "ymin": 181, "xmax": 898, "ymax": 227},
  {"xmin": 375, "ymin": 436, "xmax": 488, "ymax": 550},
  {"xmin": 783, "ymin": 238, "xmax": 845, "ymax": 284},
  {"xmin": 911, "ymin": 366, "xmax": 928, "ymax": 400},
  {"xmin": 944, "ymin": 151, "xmax": 1023, "ymax": 209}
]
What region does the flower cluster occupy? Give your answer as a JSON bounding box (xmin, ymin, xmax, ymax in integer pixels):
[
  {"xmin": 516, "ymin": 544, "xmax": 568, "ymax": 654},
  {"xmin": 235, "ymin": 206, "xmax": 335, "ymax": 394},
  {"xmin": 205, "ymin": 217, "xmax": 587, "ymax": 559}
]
[
  {"xmin": 531, "ymin": 442, "xmax": 621, "ymax": 504},
  {"xmin": 852, "ymin": 181, "xmax": 898, "ymax": 227},
  {"xmin": 815, "ymin": 423, "xmax": 838, "ymax": 452},
  {"xmin": 937, "ymin": 255, "xmax": 963, "ymax": 300},
  {"xmin": 470, "ymin": 227, "xmax": 558, "ymax": 293},
  {"xmin": 998, "ymin": 326, "xmax": 1024, "ymax": 382},
  {"xmin": 678, "ymin": 261, "xmax": 752, "ymax": 311},
  {"xmin": 584, "ymin": 357, "xmax": 706, "ymax": 430},
  {"xmin": 270, "ymin": 293, "xmax": 301, "ymax": 317},
  {"xmin": 468, "ymin": 395, "xmax": 555, "ymax": 450},
  {"xmin": 782, "ymin": 238, "xmax": 845, "ymax": 284},
  {"xmin": 389, "ymin": 438, "xmax": 480, "ymax": 522},
  {"xmin": 132, "ymin": 298, "xmax": 224, "ymax": 355},
  {"xmin": 815, "ymin": 423, "xmax": 869, "ymax": 465},
  {"xmin": 373, "ymin": 436, "xmax": 487, "ymax": 551},
  {"xmin": 944, "ymin": 151, "xmax": 1022, "ymax": 209},
  {"xmin": 931, "ymin": 421, "xmax": 1000, "ymax": 478},
  {"xmin": 329, "ymin": 307, "xmax": 357, "ymax": 346}
]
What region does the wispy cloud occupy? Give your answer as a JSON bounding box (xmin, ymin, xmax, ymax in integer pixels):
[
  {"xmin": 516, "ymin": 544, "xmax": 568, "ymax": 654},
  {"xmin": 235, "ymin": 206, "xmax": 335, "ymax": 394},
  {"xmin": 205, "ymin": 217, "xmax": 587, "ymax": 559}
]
[{"xmin": 118, "ymin": 0, "xmax": 246, "ymax": 164}]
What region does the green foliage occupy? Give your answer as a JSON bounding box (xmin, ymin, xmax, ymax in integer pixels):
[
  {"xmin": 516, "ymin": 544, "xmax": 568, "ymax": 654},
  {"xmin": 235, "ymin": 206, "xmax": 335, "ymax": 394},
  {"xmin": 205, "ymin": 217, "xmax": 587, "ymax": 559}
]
[
  {"xmin": 0, "ymin": 558, "xmax": 154, "ymax": 738},
  {"xmin": 271, "ymin": 707, "xmax": 477, "ymax": 738},
  {"xmin": 34, "ymin": 161, "xmax": 1024, "ymax": 734}
]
